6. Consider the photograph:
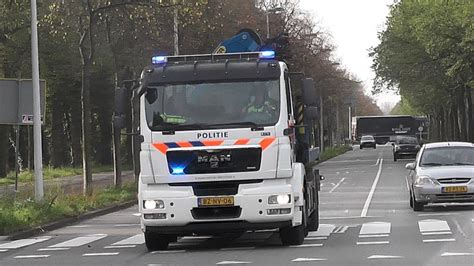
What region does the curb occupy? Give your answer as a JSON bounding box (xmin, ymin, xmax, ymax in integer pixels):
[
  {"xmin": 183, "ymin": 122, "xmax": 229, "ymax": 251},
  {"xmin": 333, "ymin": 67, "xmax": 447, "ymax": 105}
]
[{"xmin": 7, "ymin": 199, "xmax": 137, "ymax": 240}]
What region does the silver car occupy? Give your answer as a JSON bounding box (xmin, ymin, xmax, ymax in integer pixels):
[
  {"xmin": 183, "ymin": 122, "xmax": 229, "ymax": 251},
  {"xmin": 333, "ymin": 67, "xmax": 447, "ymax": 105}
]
[{"xmin": 406, "ymin": 142, "xmax": 474, "ymax": 211}]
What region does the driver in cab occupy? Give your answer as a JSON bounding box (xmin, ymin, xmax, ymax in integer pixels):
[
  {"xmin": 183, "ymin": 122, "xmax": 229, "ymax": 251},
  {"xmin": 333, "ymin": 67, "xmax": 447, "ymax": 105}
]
[{"xmin": 242, "ymin": 88, "xmax": 276, "ymax": 122}]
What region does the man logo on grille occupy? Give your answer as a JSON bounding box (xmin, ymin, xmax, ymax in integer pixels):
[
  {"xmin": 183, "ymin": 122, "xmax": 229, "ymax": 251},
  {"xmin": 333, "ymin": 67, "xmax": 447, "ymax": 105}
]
[{"xmin": 198, "ymin": 153, "xmax": 231, "ymax": 168}]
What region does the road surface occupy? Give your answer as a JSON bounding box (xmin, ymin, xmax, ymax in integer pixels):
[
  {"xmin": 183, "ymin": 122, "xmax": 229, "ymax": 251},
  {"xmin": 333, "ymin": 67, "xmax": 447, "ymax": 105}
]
[{"xmin": 1, "ymin": 145, "xmax": 472, "ymax": 265}]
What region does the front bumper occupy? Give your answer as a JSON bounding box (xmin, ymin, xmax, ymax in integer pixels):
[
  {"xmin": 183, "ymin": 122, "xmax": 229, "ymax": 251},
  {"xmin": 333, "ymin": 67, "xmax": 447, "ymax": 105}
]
[
  {"xmin": 413, "ymin": 183, "xmax": 474, "ymax": 203},
  {"xmin": 139, "ymin": 178, "xmax": 298, "ymax": 234}
]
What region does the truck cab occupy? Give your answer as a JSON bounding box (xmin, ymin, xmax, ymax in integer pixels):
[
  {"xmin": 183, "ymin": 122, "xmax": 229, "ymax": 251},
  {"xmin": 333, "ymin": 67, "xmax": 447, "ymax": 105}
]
[{"xmin": 117, "ymin": 51, "xmax": 321, "ymax": 250}]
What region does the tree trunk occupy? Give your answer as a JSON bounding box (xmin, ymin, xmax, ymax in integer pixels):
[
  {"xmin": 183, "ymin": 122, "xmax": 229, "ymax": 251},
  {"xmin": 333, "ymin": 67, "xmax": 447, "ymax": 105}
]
[
  {"xmin": 50, "ymin": 99, "xmax": 69, "ymax": 167},
  {"xmin": 457, "ymin": 89, "xmax": 467, "ymax": 141},
  {"xmin": 465, "ymin": 86, "xmax": 473, "ymax": 142},
  {"xmin": 80, "ymin": 56, "xmax": 93, "ymax": 196},
  {"xmin": 69, "ymin": 102, "xmax": 83, "ymax": 167}
]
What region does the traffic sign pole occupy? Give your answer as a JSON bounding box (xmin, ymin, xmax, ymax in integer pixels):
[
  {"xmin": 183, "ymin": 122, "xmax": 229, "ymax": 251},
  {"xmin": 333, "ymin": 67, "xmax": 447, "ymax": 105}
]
[{"xmin": 31, "ymin": 0, "xmax": 44, "ymax": 202}]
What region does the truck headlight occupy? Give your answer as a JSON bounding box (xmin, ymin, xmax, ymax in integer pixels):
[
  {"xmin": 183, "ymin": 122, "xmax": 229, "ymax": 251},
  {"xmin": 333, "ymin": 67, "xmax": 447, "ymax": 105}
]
[
  {"xmin": 143, "ymin": 200, "xmax": 165, "ymax": 210},
  {"xmin": 268, "ymin": 194, "xmax": 291, "ymax": 204},
  {"xmin": 414, "ymin": 176, "xmax": 437, "ymax": 186}
]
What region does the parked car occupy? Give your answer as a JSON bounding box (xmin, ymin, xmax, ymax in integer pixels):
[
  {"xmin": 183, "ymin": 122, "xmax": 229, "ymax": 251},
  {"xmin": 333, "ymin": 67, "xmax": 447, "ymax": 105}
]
[
  {"xmin": 392, "ymin": 135, "xmax": 420, "ymax": 161},
  {"xmin": 406, "ymin": 142, "xmax": 474, "ymax": 211},
  {"xmin": 360, "ymin": 135, "xmax": 376, "ymax": 149}
]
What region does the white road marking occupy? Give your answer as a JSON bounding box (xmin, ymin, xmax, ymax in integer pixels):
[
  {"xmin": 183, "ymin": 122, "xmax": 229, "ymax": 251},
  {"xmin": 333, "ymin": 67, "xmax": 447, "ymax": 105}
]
[
  {"xmin": 418, "ymin": 213, "xmax": 459, "ymax": 217},
  {"xmin": 418, "ymin": 219, "xmax": 451, "ymax": 233},
  {"xmin": 292, "ymin": 258, "xmax": 327, "ymax": 262},
  {"xmin": 359, "ymin": 234, "xmax": 389, "ymax": 238},
  {"xmin": 0, "ymin": 249, "xmax": 7, "ymax": 252},
  {"xmin": 305, "ymin": 237, "xmax": 327, "ymax": 240},
  {"xmin": 113, "ymin": 224, "xmax": 140, "ymax": 227},
  {"xmin": 321, "ymin": 215, "xmax": 379, "ymax": 220},
  {"xmin": 356, "ymin": 241, "xmax": 389, "ymax": 245},
  {"xmin": 359, "ymin": 222, "xmax": 391, "ymax": 235},
  {"xmin": 104, "ymin": 245, "xmax": 136, "ymax": 249},
  {"xmin": 132, "ymin": 213, "xmax": 141, "ymax": 217},
  {"xmin": 82, "ymin": 252, "xmax": 119, "ymax": 257},
  {"xmin": 216, "ymin": 261, "xmax": 252, "ymax": 265},
  {"xmin": 423, "ymin": 238, "xmax": 456, "ymax": 243},
  {"xmin": 49, "ymin": 234, "xmax": 107, "ymax": 248},
  {"xmin": 368, "ymin": 255, "xmax": 402, "ymax": 259},
  {"xmin": 290, "ymin": 243, "xmax": 323, "ymax": 248},
  {"xmin": 329, "ymin": 178, "xmax": 346, "ymax": 193},
  {"xmin": 220, "ymin": 247, "xmax": 255, "ymax": 251},
  {"xmin": 14, "ymin": 255, "xmax": 50, "ymax": 259},
  {"xmin": 375, "ymin": 158, "xmax": 380, "ymax": 166},
  {"xmin": 181, "ymin": 236, "xmax": 212, "ymax": 240},
  {"xmin": 68, "ymin": 225, "xmax": 91, "ymax": 228},
  {"xmin": 307, "ymin": 224, "xmax": 335, "ymax": 237},
  {"xmin": 441, "ymin": 252, "xmax": 474, "ymax": 257},
  {"xmin": 151, "ymin": 250, "xmax": 186, "ymax": 254},
  {"xmin": 361, "ymin": 159, "xmax": 383, "ymax": 217},
  {"xmin": 0, "ymin": 236, "xmax": 52, "ymax": 249},
  {"xmin": 111, "ymin": 234, "xmax": 144, "ymax": 246},
  {"xmin": 421, "ymin": 231, "xmax": 452, "ymax": 236},
  {"xmin": 37, "ymin": 247, "xmax": 70, "ymax": 251},
  {"xmin": 333, "ymin": 226, "xmax": 349, "ymax": 234}
]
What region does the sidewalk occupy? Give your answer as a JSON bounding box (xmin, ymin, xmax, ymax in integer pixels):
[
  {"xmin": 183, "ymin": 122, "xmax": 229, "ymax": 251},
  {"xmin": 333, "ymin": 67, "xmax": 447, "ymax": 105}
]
[{"xmin": 0, "ymin": 171, "xmax": 135, "ymax": 198}]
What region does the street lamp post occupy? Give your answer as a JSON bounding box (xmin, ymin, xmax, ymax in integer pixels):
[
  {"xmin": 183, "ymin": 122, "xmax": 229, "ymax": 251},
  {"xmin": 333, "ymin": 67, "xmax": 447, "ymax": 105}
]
[{"xmin": 265, "ymin": 7, "xmax": 284, "ymax": 39}]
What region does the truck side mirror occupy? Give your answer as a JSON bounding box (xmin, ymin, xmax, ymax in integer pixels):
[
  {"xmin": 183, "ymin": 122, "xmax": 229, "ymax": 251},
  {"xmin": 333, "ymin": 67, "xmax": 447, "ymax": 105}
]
[
  {"xmin": 302, "ymin": 78, "xmax": 319, "ymax": 106},
  {"xmin": 145, "ymin": 87, "xmax": 158, "ymax": 104},
  {"xmin": 305, "ymin": 106, "xmax": 319, "ymax": 120}
]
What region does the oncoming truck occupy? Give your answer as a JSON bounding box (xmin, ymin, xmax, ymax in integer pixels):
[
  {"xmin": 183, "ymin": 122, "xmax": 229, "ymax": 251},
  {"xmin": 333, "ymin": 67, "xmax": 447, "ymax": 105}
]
[{"xmin": 114, "ymin": 31, "xmax": 323, "ymax": 250}]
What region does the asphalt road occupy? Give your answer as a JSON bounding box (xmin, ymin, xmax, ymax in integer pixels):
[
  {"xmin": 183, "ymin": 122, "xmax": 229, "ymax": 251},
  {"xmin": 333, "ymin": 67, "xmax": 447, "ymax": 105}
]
[{"xmin": 1, "ymin": 145, "xmax": 473, "ymax": 266}]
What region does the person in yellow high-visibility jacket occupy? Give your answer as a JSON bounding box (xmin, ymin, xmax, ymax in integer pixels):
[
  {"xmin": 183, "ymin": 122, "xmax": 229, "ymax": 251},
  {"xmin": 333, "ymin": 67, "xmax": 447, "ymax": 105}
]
[{"xmin": 243, "ymin": 88, "xmax": 276, "ymax": 122}]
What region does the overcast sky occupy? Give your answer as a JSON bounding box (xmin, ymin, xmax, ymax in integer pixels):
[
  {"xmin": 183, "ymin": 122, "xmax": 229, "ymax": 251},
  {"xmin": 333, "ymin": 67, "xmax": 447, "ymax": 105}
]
[{"xmin": 298, "ymin": 0, "xmax": 399, "ymax": 112}]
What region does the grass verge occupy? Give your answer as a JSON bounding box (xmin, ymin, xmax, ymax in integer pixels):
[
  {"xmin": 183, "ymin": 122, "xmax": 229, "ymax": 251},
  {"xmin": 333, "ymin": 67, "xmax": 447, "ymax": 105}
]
[
  {"xmin": 0, "ymin": 182, "xmax": 137, "ymax": 235},
  {"xmin": 0, "ymin": 165, "xmax": 130, "ymax": 186},
  {"xmin": 318, "ymin": 145, "xmax": 352, "ymax": 162}
]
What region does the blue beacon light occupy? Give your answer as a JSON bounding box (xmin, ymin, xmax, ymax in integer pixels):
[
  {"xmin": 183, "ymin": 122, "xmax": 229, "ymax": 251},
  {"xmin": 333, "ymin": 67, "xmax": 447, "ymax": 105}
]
[
  {"xmin": 152, "ymin": 56, "xmax": 167, "ymax": 65},
  {"xmin": 259, "ymin": 50, "xmax": 276, "ymax": 59}
]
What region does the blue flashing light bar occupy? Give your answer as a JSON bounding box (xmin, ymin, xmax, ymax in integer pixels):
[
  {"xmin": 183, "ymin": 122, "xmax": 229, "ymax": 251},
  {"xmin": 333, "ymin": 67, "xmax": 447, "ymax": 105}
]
[
  {"xmin": 171, "ymin": 166, "xmax": 185, "ymax": 175},
  {"xmin": 152, "ymin": 55, "xmax": 167, "ymax": 65},
  {"xmin": 259, "ymin": 50, "xmax": 276, "ymax": 59}
]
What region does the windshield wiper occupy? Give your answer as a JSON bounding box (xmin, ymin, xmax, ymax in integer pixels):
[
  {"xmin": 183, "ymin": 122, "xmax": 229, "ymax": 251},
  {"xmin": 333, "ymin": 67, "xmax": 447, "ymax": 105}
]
[
  {"xmin": 153, "ymin": 123, "xmax": 208, "ymax": 134},
  {"xmin": 208, "ymin": 122, "xmax": 264, "ymax": 131},
  {"xmin": 420, "ymin": 162, "xmax": 443, "ymax": 166}
]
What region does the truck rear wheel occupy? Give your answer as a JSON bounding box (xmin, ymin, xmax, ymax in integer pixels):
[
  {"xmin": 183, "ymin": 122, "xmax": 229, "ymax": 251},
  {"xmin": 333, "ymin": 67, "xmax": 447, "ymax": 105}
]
[{"xmin": 145, "ymin": 231, "xmax": 170, "ymax": 251}]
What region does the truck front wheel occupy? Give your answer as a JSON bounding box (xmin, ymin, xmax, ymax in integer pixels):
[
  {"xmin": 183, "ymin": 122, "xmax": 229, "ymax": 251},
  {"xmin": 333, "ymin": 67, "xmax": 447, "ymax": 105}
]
[
  {"xmin": 145, "ymin": 231, "xmax": 170, "ymax": 251},
  {"xmin": 280, "ymin": 206, "xmax": 307, "ymax": 245}
]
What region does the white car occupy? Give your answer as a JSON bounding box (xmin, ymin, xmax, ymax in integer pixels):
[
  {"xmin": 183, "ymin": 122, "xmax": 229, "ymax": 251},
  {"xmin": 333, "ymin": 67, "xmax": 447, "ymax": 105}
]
[
  {"xmin": 406, "ymin": 142, "xmax": 474, "ymax": 211},
  {"xmin": 360, "ymin": 135, "xmax": 376, "ymax": 149}
]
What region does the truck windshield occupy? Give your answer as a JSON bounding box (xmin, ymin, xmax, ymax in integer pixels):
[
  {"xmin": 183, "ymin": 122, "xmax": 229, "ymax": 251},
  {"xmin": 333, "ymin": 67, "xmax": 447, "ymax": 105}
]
[{"xmin": 145, "ymin": 80, "xmax": 280, "ymax": 131}]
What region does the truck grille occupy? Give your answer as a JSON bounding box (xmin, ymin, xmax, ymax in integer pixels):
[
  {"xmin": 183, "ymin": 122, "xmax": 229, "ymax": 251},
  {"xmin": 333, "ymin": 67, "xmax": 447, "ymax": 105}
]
[
  {"xmin": 169, "ymin": 179, "xmax": 263, "ymax": 196},
  {"xmin": 167, "ymin": 148, "xmax": 261, "ymax": 175},
  {"xmin": 437, "ymin": 178, "xmax": 471, "ymax": 184},
  {"xmin": 191, "ymin": 206, "xmax": 242, "ymax": 219}
]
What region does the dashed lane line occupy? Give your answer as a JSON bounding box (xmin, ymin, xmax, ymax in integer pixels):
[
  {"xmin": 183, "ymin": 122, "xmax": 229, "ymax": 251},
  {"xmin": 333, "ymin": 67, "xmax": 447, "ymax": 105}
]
[
  {"xmin": 423, "ymin": 238, "xmax": 456, "ymax": 243},
  {"xmin": 367, "ymin": 255, "xmax": 402, "ymax": 259},
  {"xmin": 421, "ymin": 231, "xmax": 452, "ymax": 236},
  {"xmin": 110, "ymin": 234, "xmax": 144, "ymax": 246},
  {"xmin": 82, "ymin": 252, "xmax": 119, "ymax": 257},
  {"xmin": 441, "ymin": 252, "xmax": 474, "ymax": 257},
  {"xmin": 292, "ymin": 258, "xmax": 327, "ymax": 262},
  {"xmin": 359, "ymin": 234, "xmax": 389, "ymax": 238},
  {"xmin": 151, "ymin": 250, "xmax": 186, "ymax": 254},
  {"xmin": 104, "ymin": 245, "xmax": 136, "ymax": 249},
  {"xmin": 216, "ymin": 261, "xmax": 252, "ymax": 265},
  {"xmin": 220, "ymin": 247, "xmax": 255, "ymax": 251},
  {"xmin": 14, "ymin": 255, "xmax": 50, "ymax": 259},
  {"xmin": 290, "ymin": 243, "xmax": 323, "ymax": 248},
  {"xmin": 356, "ymin": 241, "xmax": 389, "ymax": 245}
]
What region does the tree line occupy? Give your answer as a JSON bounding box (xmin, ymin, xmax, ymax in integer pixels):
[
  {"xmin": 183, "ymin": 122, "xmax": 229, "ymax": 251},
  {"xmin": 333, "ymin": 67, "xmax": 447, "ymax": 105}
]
[
  {"xmin": 0, "ymin": 0, "xmax": 382, "ymax": 191},
  {"xmin": 371, "ymin": 0, "xmax": 473, "ymax": 142}
]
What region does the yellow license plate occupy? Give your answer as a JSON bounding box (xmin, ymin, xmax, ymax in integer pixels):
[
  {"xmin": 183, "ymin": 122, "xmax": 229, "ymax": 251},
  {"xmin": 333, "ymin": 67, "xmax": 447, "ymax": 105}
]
[
  {"xmin": 198, "ymin": 197, "xmax": 234, "ymax": 206},
  {"xmin": 442, "ymin": 186, "xmax": 468, "ymax": 193}
]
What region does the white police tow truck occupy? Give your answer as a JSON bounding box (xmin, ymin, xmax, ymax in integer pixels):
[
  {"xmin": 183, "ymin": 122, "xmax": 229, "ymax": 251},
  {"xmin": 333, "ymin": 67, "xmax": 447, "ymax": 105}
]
[{"xmin": 114, "ymin": 30, "xmax": 323, "ymax": 250}]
